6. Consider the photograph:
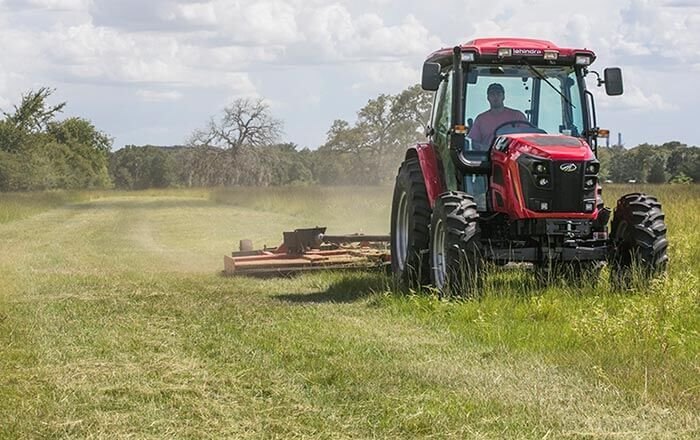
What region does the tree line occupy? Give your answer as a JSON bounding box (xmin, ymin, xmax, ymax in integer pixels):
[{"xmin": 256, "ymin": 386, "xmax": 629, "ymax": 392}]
[
  {"xmin": 0, "ymin": 88, "xmax": 111, "ymax": 191},
  {"xmin": 109, "ymin": 84, "xmax": 432, "ymax": 188},
  {"xmin": 1, "ymin": 86, "xmax": 698, "ymax": 192},
  {"xmin": 597, "ymin": 141, "xmax": 699, "ymax": 184}
]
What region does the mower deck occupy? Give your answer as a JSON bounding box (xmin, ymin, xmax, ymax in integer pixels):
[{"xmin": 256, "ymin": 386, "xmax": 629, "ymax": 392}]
[{"xmin": 224, "ymin": 227, "xmax": 390, "ymax": 276}]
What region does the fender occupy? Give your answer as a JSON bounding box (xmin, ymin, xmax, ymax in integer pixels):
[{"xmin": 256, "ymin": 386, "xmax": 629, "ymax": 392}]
[{"xmin": 405, "ymin": 143, "xmax": 445, "ymax": 208}]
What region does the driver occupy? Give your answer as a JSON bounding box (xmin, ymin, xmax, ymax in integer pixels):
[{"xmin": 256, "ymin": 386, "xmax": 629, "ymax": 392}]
[{"xmin": 468, "ymin": 83, "xmax": 527, "ymax": 149}]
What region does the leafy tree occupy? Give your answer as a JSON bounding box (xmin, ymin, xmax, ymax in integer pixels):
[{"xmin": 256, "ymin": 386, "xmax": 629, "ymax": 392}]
[
  {"xmin": 0, "ymin": 88, "xmax": 112, "ymax": 190},
  {"xmin": 109, "ymin": 145, "xmax": 179, "ymax": 189},
  {"xmin": 601, "ymin": 140, "xmax": 699, "ymax": 184},
  {"xmin": 318, "ymin": 84, "xmax": 431, "ymax": 184},
  {"xmin": 646, "ymin": 153, "xmax": 668, "ymax": 183},
  {"xmin": 596, "ymin": 145, "xmax": 621, "ymax": 180},
  {"xmin": 670, "ymin": 172, "xmax": 693, "ymax": 184},
  {"xmin": 47, "ymin": 117, "xmax": 112, "ymax": 188},
  {"xmin": 2, "ymin": 87, "xmax": 66, "ymax": 135}
]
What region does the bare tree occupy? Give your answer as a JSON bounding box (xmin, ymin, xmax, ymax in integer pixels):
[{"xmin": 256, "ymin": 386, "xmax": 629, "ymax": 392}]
[
  {"xmin": 194, "ymin": 98, "xmax": 283, "ymax": 156},
  {"xmin": 184, "ymin": 97, "xmax": 283, "ymax": 186}
]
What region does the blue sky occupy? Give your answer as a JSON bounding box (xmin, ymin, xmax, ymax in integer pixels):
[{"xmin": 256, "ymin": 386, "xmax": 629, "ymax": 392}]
[{"xmin": 1, "ymin": 0, "xmax": 699, "ymax": 150}]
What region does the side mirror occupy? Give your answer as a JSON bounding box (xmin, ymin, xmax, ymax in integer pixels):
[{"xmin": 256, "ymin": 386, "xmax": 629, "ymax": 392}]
[
  {"xmin": 604, "ymin": 67, "xmax": 623, "ymax": 96},
  {"xmin": 421, "ymin": 62, "xmax": 441, "ymax": 91}
]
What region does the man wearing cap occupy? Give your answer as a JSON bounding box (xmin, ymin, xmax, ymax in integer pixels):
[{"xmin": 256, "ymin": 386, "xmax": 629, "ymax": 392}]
[{"xmin": 468, "ymin": 83, "xmax": 527, "ymax": 149}]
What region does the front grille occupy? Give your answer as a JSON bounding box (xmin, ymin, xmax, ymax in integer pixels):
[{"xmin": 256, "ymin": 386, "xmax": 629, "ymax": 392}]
[
  {"xmin": 551, "ymin": 161, "xmax": 584, "ymax": 211},
  {"xmin": 518, "ymin": 157, "xmax": 595, "ymax": 213}
]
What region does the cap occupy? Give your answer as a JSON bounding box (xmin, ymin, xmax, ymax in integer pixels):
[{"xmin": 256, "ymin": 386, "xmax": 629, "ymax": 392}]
[{"xmin": 487, "ymin": 83, "xmax": 505, "ymax": 94}]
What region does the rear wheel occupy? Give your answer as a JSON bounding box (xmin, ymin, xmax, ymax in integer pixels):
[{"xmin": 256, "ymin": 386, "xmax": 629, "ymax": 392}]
[
  {"xmin": 610, "ymin": 193, "xmax": 669, "ymax": 288},
  {"xmin": 429, "ymin": 191, "xmax": 481, "ymax": 297},
  {"xmin": 391, "ymin": 157, "xmax": 432, "ymax": 287}
]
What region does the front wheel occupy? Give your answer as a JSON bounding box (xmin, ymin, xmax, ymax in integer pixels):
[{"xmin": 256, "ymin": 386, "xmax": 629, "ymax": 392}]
[
  {"xmin": 429, "ymin": 192, "xmax": 481, "ymax": 297},
  {"xmin": 609, "ymin": 193, "xmax": 669, "ymax": 288}
]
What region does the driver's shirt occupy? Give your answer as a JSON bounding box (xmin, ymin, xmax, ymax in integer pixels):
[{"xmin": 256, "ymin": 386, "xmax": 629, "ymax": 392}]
[{"xmin": 468, "ymin": 107, "xmax": 526, "ymax": 149}]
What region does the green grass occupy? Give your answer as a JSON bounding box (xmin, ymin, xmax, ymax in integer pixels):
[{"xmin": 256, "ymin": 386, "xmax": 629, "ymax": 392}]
[
  {"xmin": 0, "ymin": 185, "xmax": 698, "ymax": 438},
  {"xmin": 0, "ymin": 191, "xmax": 87, "ymax": 224}
]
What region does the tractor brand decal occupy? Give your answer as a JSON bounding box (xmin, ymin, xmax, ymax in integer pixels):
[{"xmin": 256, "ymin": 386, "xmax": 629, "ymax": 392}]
[
  {"xmin": 513, "ymin": 48, "xmax": 543, "ymax": 56},
  {"xmin": 560, "ymin": 163, "xmax": 578, "ymax": 173}
]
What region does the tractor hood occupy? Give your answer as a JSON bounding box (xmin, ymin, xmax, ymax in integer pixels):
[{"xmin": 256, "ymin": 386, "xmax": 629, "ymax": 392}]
[{"xmin": 503, "ymin": 134, "xmax": 595, "ymax": 161}]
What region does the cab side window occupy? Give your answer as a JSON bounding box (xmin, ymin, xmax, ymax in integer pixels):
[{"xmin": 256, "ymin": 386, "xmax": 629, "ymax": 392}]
[{"xmin": 434, "ymin": 69, "xmax": 452, "ymax": 140}]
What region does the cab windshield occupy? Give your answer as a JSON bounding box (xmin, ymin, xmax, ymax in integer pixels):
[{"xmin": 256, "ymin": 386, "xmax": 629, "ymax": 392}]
[{"xmin": 465, "ymin": 64, "xmax": 585, "ymax": 149}]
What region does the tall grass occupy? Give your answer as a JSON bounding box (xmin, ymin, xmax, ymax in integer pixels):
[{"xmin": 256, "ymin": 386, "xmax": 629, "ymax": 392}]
[
  {"xmin": 0, "ymin": 191, "xmax": 87, "ymax": 224},
  {"xmin": 0, "ymin": 184, "xmax": 698, "ymax": 438},
  {"xmin": 383, "ymin": 183, "xmax": 700, "ymax": 408}
]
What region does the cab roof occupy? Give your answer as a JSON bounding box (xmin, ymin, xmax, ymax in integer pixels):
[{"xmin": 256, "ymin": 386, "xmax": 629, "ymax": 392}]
[{"xmin": 426, "ymin": 37, "xmax": 596, "ymax": 66}]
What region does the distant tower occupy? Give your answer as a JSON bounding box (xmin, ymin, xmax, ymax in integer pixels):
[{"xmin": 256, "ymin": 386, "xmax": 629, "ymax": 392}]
[{"xmin": 617, "ymin": 132, "xmax": 622, "ymax": 147}]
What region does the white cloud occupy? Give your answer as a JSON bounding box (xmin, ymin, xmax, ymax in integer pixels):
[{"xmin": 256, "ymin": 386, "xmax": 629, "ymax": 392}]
[
  {"xmin": 173, "ymin": 2, "xmax": 217, "ymax": 26},
  {"xmin": 351, "ymin": 61, "xmax": 419, "ymax": 92},
  {"xmin": 34, "ymin": 23, "xmax": 265, "ymax": 91},
  {"xmin": 611, "ymin": 0, "xmax": 700, "ymax": 63},
  {"xmin": 0, "ymin": 0, "xmax": 698, "ymax": 148},
  {"xmin": 616, "ymin": 86, "xmax": 678, "ymax": 112},
  {"xmin": 136, "ymin": 89, "xmax": 183, "ymax": 102},
  {"xmin": 592, "ymin": 66, "xmax": 679, "ymax": 113},
  {"xmin": 239, "ymin": 1, "xmax": 300, "ymax": 44},
  {"xmin": 25, "ymin": 0, "xmax": 88, "ymax": 10},
  {"xmin": 0, "ymin": 71, "xmax": 12, "ymax": 109},
  {"xmin": 663, "ymin": 0, "xmax": 700, "ymax": 7},
  {"xmin": 220, "ymin": 72, "xmax": 258, "ymax": 97}
]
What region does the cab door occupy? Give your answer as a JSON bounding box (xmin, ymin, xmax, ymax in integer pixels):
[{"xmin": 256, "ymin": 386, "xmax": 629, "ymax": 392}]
[{"xmin": 431, "ymin": 67, "xmax": 459, "ymax": 191}]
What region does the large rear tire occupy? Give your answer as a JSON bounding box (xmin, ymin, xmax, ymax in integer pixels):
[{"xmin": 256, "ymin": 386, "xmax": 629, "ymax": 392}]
[
  {"xmin": 610, "ymin": 193, "xmax": 669, "ymax": 288},
  {"xmin": 391, "ymin": 157, "xmax": 432, "ymax": 287},
  {"xmin": 429, "ymin": 191, "xmax": 481, "ymax": 297}
]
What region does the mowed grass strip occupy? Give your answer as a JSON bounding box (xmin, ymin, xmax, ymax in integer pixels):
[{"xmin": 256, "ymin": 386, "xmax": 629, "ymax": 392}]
[{"xmin": 0, "ymin": 185, "xmax": 698, "ymax": 438}]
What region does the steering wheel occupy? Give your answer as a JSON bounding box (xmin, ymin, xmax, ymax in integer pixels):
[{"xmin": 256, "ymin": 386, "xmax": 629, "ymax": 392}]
[{"xmin": 493, "ymin": 119, "xmax": 544, "ymax": 137}]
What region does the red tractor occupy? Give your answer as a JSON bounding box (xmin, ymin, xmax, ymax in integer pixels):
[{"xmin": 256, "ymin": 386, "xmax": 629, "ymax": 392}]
[{"xmin": 391, "ymin": 38, "xmax": 669, "ymax": 293}]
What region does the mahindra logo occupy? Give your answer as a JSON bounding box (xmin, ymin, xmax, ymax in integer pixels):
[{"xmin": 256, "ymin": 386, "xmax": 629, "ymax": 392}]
[
  {"xmin": 513, "ymin": 49, "xmax": 543, "ymax": 56},
  {"xmin": 560, "ymin": 163, "xmax": 578, "ymax": 173}
]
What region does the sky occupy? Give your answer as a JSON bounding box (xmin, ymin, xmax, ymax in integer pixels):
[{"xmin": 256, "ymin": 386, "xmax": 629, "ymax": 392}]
[{"xmin": 0, "ymin": 0, "xmax": 699, "ymax": 150}]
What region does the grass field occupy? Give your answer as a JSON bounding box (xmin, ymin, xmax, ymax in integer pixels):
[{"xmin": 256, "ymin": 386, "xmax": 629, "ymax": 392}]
[{"xmin": 0, "ymin": 185, "xmax": 698, "ymax": 439}]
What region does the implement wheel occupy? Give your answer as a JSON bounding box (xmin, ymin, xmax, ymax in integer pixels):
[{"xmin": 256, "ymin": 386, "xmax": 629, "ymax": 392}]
[{"xmin": 391, "ymin": 157, "xmax": 432, "ymax": 287}]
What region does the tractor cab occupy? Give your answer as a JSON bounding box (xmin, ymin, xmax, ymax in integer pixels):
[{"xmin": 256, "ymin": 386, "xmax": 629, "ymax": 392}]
[
  {"xmin": 391, "ymin": 38, "xmax": 668, "ymax": 295},
  {"xmin": 420, "ymin": 38, "xmax": 623, "ymax": 213}
]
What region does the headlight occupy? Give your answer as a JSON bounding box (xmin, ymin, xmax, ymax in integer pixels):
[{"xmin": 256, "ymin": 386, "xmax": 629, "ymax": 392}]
[
  {"xmin": 533, "ymin": 162, "xmax": 548, "ymax": 174},
  {"xmin": 461, "ymin": 52, "xmax": 475, "ymax": 62},
  {"xmin": 576, "ymin": 55, "xmax": 592, "ymax": 65},
  {"xmin": 585, "ymin": 162, "xmax": 599, "ymax": 175},
  {"xmin": 543, "ymin": 50, "xmax": 559, "ymax": 60},
  {"xmin": 498, "ymin": 48, "xmax": 512, "ymax": 58}
]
